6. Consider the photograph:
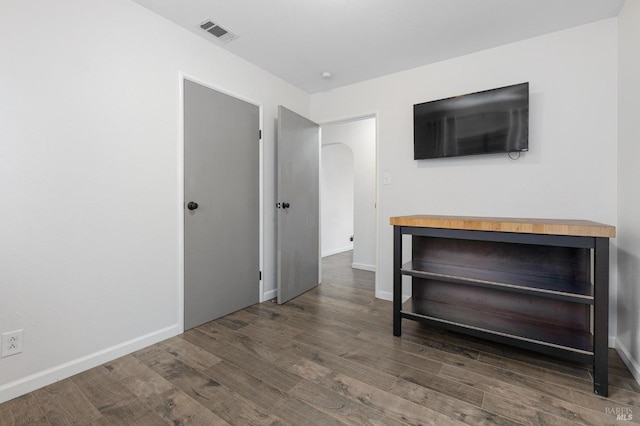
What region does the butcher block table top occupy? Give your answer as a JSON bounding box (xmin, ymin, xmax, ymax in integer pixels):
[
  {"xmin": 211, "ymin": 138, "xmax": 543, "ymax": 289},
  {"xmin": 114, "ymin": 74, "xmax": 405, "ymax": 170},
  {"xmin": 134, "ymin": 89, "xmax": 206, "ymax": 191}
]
[{"xmin": 389, "ymin": 215, "xmax": 616, "ymax": 238}]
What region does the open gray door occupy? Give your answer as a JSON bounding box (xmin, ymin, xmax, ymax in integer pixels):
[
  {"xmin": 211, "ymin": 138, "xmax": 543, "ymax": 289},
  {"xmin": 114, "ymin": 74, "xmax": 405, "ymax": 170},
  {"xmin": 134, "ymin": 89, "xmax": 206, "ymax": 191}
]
[
  {"xmin": 277, "ymin": 106, "xmax": 320, "ymax": 304},
  {"xmin": 184, "ymin": 80, "xmax": 259, "ymax": 330}
]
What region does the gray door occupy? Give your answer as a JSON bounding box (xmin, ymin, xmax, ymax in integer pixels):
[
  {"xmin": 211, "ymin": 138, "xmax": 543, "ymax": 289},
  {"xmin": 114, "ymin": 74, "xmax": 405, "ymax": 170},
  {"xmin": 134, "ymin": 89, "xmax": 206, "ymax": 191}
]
[
  {"xmin": 277, "ymin": 106, "xmax": 320, "ymax": 304},
  {"xmin": 184, "ymin": 80, "xmax": 259, "ymax": 330}
]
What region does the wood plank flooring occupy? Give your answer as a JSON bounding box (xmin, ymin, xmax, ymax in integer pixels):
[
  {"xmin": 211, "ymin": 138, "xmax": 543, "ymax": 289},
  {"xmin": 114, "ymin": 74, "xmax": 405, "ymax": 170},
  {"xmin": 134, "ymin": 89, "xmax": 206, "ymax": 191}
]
[{"xmin": 1, "ymin": 251, "xmax": 639, "ymax": 425}]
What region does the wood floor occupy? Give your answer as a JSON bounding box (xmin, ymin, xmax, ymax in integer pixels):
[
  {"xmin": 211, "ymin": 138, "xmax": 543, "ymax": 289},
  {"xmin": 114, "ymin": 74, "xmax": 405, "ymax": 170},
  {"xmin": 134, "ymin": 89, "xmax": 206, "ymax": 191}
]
[{"xmin": 1, "ymin": 251, "xmax": 639, "ymax": 425}]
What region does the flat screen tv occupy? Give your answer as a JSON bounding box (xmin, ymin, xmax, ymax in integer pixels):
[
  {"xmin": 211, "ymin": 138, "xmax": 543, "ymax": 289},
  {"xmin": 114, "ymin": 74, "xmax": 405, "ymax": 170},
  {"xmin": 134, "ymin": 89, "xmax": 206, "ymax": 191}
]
[{"xmin": 414, "ymin": 82, "xmax": 529, "ymax": 160}]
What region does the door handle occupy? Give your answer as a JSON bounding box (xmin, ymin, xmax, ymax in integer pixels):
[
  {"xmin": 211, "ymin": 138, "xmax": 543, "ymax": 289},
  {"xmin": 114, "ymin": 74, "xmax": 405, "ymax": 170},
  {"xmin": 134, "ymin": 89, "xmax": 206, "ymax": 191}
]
[
  {"xmin": 282, "ymin": 202, "xmax": 290, "ymax": 209},
  {"xmin": 187, "ymin": 201, "xmax": 199, "ymax": 211}
]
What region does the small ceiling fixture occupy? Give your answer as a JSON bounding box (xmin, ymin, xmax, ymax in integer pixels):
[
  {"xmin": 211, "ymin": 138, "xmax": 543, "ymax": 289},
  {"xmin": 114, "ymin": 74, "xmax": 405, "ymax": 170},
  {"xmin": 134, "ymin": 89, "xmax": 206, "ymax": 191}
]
[
  {"xmin": 199, "ymin": 19, "xmax": 238, "ymax": 43},
  {"xmin": 321, "ymin": 71, "xmax": 333, "ymax": 80}
]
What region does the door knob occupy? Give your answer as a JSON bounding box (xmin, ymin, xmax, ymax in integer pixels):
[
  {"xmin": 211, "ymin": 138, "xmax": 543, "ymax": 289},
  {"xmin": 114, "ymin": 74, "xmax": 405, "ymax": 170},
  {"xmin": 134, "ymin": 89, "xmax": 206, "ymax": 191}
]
[
  {"xmin": 282, "ymin": 202, "xmax": 290, "ymax": 209},
  {"xmin": 187, "ymin": 201, "xmax": 199, "ymax": 211}
]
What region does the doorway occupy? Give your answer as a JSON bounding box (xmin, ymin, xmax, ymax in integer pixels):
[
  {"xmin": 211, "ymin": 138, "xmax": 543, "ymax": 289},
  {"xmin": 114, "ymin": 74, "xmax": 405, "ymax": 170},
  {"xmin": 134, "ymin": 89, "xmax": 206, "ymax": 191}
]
[
  {"xmin": 320, "ymin": 116, "xmax": 377, "ymax": 275},
  {"xmin": 321, "ymin": 143, "xmax": 355, "ymax": 257}
]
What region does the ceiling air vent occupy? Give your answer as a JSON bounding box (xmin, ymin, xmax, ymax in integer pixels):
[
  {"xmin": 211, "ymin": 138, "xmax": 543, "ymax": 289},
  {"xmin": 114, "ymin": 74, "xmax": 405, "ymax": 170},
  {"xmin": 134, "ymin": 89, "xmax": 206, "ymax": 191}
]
[{"xmin": 199, "ymin": 20, "xmax": 238, "ymax": 44}]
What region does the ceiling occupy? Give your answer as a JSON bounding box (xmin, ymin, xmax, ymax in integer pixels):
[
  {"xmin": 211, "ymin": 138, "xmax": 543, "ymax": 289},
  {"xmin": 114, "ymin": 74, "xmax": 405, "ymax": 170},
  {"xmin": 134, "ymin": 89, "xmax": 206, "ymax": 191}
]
[{"xmin": 131, "ymin": 0, "xmax": 624, "ymax": 94}]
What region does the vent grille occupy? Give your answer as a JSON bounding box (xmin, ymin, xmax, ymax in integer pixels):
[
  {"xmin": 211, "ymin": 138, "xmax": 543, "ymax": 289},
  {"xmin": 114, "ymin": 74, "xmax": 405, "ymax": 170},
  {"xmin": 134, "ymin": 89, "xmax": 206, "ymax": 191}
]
[{"xmin": 199, "ymin": 20, "xmax": 237, "ymax": 43}]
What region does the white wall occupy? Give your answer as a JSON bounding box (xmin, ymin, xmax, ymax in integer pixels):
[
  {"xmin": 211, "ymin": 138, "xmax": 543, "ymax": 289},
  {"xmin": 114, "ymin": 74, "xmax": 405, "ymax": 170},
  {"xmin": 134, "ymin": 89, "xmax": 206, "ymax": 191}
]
[
  {"xmin": 0, "ymin": 1, "xmax": 630, "ymax": 403},
  {"xmin": 321, "ymin": 144, "xmax": 354, "ymax": 256},
  {"xmin": 321, "ymin": 118, "xmax": 377, "ymax": 270},
  {"xmin": 616, "ymin": 0, "xmax": 640, "ymax": 384},
  {"xmin": 0, "ymin": 0, "xmax": 309, "ymax": 402},
  {"xmin": 311, "ymin": 19, "xmax": 619, "ymax": 341}
]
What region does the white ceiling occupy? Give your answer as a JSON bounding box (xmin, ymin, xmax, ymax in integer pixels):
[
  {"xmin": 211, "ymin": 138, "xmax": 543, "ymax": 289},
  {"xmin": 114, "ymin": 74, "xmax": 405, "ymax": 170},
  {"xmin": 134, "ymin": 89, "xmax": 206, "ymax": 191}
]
[{"xmin": 131, "ymin": 0, "xmax": 624, "ymax": 94}]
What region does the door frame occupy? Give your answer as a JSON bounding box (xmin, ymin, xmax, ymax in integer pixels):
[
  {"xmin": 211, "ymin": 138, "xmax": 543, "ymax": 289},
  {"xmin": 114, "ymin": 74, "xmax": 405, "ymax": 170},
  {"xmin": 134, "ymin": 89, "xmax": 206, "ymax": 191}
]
[
  {"xmin": 177, "ymin": 72, "xmax": 264, "ymax": 332},
  {"xmin": 318, "ymin": 112, "xmax": 380, "ymax": 296}
]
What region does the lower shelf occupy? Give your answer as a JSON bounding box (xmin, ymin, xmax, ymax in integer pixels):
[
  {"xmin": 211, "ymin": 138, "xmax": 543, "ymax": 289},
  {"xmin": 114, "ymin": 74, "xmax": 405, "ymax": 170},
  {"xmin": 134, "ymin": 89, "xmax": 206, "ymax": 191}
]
[{"xmin": 402, "ymin": 298, "xmax": 593, "ymax": 361}]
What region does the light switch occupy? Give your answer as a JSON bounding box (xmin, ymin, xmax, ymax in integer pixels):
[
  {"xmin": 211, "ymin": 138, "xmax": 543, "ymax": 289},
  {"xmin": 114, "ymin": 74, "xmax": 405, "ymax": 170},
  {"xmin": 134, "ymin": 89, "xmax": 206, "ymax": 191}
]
[{"xmin": 383, "ymin": 172, "xmax": 391, "ymax": 185}]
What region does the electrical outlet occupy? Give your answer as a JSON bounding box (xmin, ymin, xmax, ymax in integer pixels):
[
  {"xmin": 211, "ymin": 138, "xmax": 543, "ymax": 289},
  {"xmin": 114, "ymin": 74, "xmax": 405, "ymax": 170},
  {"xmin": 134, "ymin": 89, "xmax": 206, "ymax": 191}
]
[{"xmin": 1, "ymin": 329, "xmax": 24, "ymax": 357}]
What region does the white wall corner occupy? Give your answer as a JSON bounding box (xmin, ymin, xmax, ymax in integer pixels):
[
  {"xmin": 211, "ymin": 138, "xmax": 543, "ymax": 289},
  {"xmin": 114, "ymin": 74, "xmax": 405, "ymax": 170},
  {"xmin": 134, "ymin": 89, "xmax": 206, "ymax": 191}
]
[
  {"xmin": 0, "ymin": 324, "xmax": 180, "ymax": 405},
  {"xmin": 376, "ymin": 290, "xmax": 410, "ymax": 303},
  {"xmin": 352, "ymin": 263, "xmax": 376, "ymax": 272},
  {"xmin": 615, "ymin": 339, "xmax": 640, "ymax": 387},
  {"xmin": 262, "ymin": 288, "xmax": 277, "ymax": 302},
  {"xmin": 376, "ymin": 290, "xmax": 393, "ymax": 301}
]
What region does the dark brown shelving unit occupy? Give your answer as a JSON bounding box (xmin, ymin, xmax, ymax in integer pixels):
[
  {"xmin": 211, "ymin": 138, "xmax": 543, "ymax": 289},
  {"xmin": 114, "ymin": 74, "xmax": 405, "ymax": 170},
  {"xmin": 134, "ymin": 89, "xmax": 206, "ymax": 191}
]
[{"xmin": 391, "ymin": 215, "xmax": 615, "ymax": 396}]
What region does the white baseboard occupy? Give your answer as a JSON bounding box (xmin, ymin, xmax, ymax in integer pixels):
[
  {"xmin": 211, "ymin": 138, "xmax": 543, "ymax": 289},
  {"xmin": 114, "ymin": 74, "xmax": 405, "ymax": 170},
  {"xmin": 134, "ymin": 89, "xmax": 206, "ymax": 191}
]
[
  {"xmin": 609, "ymin": 335, "xmax": 616, "ymax": 349},
  {"xmin": 352, "ymin": 262, "xmax": 375, "ymax": 272},
  {"xmin": 616, "ymin": 338, "xmax": 640, "ymax": 387},
  {"xmin": 322, "ymin": 246, "xmax": 353, "ymax": 258},
  {"xmin": 0, "ymin": 324, "xmax": 180, "ymax": 404},
  {"xmin": 262, "ymin": 288, "xmax": 277, "ymax": 301}
]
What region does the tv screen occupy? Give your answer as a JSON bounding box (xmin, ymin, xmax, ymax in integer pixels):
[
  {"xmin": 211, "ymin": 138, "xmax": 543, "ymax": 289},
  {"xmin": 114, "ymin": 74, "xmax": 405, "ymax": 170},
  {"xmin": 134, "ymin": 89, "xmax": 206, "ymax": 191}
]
[{"xmin": 414, "ymin": 82, "xmax": 529, "ymax": 160}]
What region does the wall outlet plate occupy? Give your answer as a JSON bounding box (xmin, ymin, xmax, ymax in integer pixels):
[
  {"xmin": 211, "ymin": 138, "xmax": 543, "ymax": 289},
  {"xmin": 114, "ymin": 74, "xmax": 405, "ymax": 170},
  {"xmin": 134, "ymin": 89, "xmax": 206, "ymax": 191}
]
[{"xmin": 1, "ymin": 329, "xmax": 24, "ymax": 357}]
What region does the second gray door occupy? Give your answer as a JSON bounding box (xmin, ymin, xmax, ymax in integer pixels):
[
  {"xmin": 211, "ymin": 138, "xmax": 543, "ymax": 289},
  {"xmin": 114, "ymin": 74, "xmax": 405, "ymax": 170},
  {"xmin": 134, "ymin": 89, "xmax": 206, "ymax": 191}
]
[
  {"xmin": 184, "ymin": 79, "xmax": 259, "ymax": 330},
  {"xmin": 277, "ymin": 106, "xmax": 320, "ymax": 304}
]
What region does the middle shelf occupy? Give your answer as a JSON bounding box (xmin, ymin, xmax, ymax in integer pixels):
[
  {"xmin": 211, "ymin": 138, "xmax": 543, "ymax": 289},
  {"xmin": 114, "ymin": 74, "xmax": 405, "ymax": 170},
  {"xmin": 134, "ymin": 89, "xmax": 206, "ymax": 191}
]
[{"xmin": 402, "ymin": 260, "xmax": 593, "ymax": 304}]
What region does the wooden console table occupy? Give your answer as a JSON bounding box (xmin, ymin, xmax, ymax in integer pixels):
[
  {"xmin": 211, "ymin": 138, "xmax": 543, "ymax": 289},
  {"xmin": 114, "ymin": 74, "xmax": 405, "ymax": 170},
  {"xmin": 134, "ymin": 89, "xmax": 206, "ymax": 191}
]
[{"xmin": 391, "ymin": 215, "xmax": 615, "ymax": 396}]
